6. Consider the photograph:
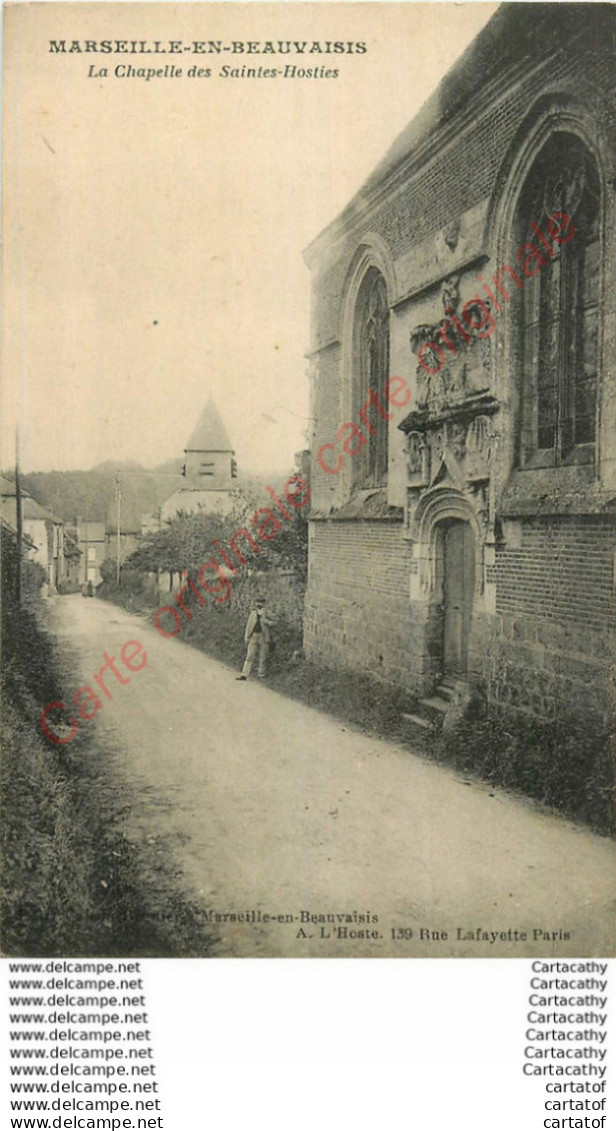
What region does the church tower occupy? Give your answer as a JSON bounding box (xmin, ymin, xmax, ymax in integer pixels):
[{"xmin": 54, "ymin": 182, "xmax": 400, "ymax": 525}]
[
  {"xmin": 183, "ymin": 397, "xmax": 237, "ymax": 489},
  {"xmin": 160, "ymin": 397, "xmax": 240, "ymax": 523}
]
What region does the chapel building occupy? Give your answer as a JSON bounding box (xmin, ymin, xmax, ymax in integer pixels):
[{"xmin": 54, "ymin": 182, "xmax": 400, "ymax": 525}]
[{"xmin": 302, "ymin": 4, "xmax": 616, "ymax": 726}]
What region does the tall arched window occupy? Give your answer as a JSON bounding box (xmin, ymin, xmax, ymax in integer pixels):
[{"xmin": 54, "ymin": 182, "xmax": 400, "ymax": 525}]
[
  {"xmin": 518, "ymin": 133, "xmax": 600, "ymax": 467},
  {"xmin": 356, "ymin": 269, "xmax": 390, "ymax": 486}
]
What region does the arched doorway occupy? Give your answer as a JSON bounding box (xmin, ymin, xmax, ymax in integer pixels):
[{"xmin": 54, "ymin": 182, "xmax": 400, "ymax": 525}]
[{"xmin": 437, "ymin": 519, "xmax": 475, "ymax": 678}]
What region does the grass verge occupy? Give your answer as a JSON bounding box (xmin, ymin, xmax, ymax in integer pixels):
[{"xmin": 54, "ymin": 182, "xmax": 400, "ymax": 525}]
[{"xmin": 1, "ymin": 602, "xmax": 216, "ymax": 957}]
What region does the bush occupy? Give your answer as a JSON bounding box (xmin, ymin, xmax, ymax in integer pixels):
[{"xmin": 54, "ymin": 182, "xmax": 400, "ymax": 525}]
[
  {"xmin": 57, "ymin": 579, "xmax": 82, "ymax": 594},
  {"xmin": 438, "ymin": 705, "xmax": 614, "ymax": 835},
  {"xmin": 175, "ymin": 570, "xmax": 305, "ymax": 673},
  {"xmin": 97, "ymin": 557, "xmax": 157, "ymax": 614}
]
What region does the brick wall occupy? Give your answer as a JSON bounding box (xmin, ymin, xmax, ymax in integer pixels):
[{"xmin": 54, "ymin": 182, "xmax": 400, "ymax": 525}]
[
  {"xmin": 312, "ymin": 46, "xmax": 616, "ymax": 351},
  {"xmin": 485, "ymin": 516, "xmax": 615, "ymax": 720},
  {"xmin": 495, "ymin": 516, "xmax": 614, "ymax": 631},
  {"xmin": 305, "ymin": 512, "xmax": 616, "ymax": 714},
  {"xmin": 304, "ymin": 519, "xmax": 425, "ymax": 690}
]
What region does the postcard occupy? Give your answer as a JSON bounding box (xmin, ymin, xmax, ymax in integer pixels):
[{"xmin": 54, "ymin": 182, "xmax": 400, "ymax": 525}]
[{"xmin": 2, "ymin": 2, "xmax": 615, "ymax": 964}]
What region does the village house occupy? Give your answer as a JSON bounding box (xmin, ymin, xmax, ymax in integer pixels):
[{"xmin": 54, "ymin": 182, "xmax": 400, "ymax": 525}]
[
  {"xmin": 75, "ymin": 519, "xmax": 107, "ymax": 587},
  {"xmin": 302, "ymin": 4, "xmax": 616, "ymax": 729},
  {"xmin": 0, "ymin": 475, "xmax": 75, "ymax": 592},
  {"xmin": 63, "ymin": 529, "xmax": 82, "ymax": 587},
  {"xmin": 105, "ymin": 478, "xmax": 143, "ymax": 568}
]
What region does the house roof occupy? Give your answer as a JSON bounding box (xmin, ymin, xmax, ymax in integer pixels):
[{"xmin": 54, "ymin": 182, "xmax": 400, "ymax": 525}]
[
  {"xmin": 0, "ymin": 474, "xmax": 31, "ymax": 499},
  {"xmin": 161, "ymin": 488, "xmax": 243, "ymax": 519},
  {"xmin": 78, "ymin": 521, "xmax": 106, "ymax": 542},
  {"xmin": 0, "ymin": 494, "xmax": 56, "ymax": 526},
  {"xmin": 23, "ymin": 497, "xmax": 56, "ymax": 522},
  {"xmin": 185, "ymin": 397, "xmax": 233, "ymax": 453},
  {"xmin": 106, "ymin": 489, "xmax": 143, "ymax": 535},
  {"xmin": 1, "ymin": 475, "xmax": 64, "ymax": 525},
  {"xmin": 1, "ymin": 516, "xmax": 37, "ymax": 550},
  {"xmin": 153, "ymin": 474, "xmax": 185, "ymax": 507}
]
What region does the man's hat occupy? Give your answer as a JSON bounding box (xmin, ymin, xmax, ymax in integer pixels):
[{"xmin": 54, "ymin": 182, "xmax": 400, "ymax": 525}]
[{"xmin": 256, "ymin": 596, "xmax": 266, "ymax": 605}]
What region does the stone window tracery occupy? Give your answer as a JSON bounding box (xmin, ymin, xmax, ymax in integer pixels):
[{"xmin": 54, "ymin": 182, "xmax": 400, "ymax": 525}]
[
  {"xmin": 357, "ymin": 270, "xmax": 390, "ymax": 486},
  {"xmin": 518, "ymin": 134, "xmax": 600, "ymax": 467}
]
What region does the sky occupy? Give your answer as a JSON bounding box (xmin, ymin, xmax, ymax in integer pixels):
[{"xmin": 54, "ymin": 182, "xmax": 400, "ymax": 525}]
[{"xmin": 2, "ymin": 2, "xmax": 499, "ymax": 476}]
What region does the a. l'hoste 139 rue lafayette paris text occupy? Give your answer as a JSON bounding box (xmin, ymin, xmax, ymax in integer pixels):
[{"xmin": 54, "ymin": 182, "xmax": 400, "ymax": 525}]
[{"xmin": 48, "ymin": 39, "xmax": 368, "ymax": 56}]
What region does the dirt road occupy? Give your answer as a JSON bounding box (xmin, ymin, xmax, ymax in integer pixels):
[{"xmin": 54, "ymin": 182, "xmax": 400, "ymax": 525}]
[{"xmin": 47, "ymin": 595, "xmax": 615, "ymax": 957}]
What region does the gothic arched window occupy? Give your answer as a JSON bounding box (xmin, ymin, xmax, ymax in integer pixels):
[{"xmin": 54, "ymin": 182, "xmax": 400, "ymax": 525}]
[
  {"xmin": 357, "ymin": 269, "xmax": 390, "ymax": 486},
  {"xmin": 518, "ymin": 134, "xmax": 600, "ymax": 467}
]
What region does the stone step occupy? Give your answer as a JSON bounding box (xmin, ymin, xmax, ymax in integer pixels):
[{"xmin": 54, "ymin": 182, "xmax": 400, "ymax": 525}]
[
  {"xmin": 401, "ymin": 680, "xmax": 468, "ymax": 746},
  {"xmin": 435, "ymin": 683, "xmax": 457, "ymax": 701},
  {"xmin": 418, "ymin": 696, "xmax": 451, "ymax": 728},
  {"xmin": 400, "ymin": 711, "xmax": 437, "ymax": 748},
  {"xmin": 420, "ymin": 696, "xmax": 450, "ymax": 713},
  {"xmin": 401, "ymin": 711, "xmax": 433, "ymax": 730},
  {"xmin": 440, "ymin": 676, "xmax": 467, "ymax": 693}
]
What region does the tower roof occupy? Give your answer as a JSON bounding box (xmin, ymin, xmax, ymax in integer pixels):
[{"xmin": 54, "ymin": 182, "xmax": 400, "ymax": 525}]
[{"xmin": 185, "ymin": 398, "xmax": 233, "ymax": 453}]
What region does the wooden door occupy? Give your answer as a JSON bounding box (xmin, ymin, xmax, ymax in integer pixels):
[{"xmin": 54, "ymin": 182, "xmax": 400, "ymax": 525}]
[{"xmin": 442, "ymin": 520, "xmax": 474, "ymax": 677}]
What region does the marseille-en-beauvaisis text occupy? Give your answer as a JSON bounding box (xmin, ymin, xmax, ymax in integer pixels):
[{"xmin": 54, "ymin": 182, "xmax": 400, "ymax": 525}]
[{"xmin": 49, "ymin": 39, "xmax": 367, "ymax": 55}]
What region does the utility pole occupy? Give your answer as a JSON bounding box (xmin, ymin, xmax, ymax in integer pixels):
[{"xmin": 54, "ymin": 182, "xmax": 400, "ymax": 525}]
[
  {"xmin": 83, "ymin": 515, "xmax": 89, "ymax": 590},
  {"xmin": 115, "ymin": 473, "xmax": 122, "ymax": 587},
  {"xmin": 110, "ymin": 468, "xmax": 179, "ymax": 588},
  {"xmin": 15, "ymin": 428, "xmax": 23, "ymax": 606}
]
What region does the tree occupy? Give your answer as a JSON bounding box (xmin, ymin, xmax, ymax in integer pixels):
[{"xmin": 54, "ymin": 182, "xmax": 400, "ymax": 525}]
[
  {"xmin": 124, "ymin": 496, "xmax": 307, "ymax": 586},
  {"xmin": 124, "ymin": 509, "xmax": 247, "ymax": 592}
]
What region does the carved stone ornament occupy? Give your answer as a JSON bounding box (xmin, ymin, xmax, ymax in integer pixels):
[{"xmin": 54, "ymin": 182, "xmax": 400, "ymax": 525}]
[
  {"xmin": 430, "ymin": 421, "xmax": 466, "ymax": 474},
  {"xmin": 443, "ymin": 219, "xmax": 461, "ymax": 251},
  {"xmin": 409, "ymin": 273, "xmax": 491, "ymax": 413},
  {"xmin": 410, "ymin": 323, "xmax": 436, "ymax": 357},
  {"xmin": 427, "ymin": 360, "xmax": 467, "ymax": 416},
  {"xmin": 469, "ymin": 483, "xmax": 490, "ymax": 534},
  {"xmin": 432, "ymin": 428, "xmax": 445, "ymax": 466},
  {"xmin": 405, "ymin": 431, "xmax": 428, "ymax": 479},
  {"xmin": 448, "ymin": 421, "xmax": 466, "ymax": 463},
  {"xmin": 441, "ymin": 273, "xmax": 461, "ymax": 316},
  {"xmin": 465, "ymin": 415, "xmax": 493, "ymax": 479}
]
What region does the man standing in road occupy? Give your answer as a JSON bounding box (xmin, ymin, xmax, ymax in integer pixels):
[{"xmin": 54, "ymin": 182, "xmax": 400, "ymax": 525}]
[{"xmin": 236, "ymin": 596, "xmax": 275, "ymax": 681}]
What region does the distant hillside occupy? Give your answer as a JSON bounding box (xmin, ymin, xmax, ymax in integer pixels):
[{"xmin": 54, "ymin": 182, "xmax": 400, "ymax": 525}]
[
  {"xmin": 18, "ymin": 467, "xmax": 175, "ymax": 526},
  {"xmin": 152, "ymin": 458, "xmax": 184, "ymax": 477},
  {"xmin": 20, "ymin": 470, "xmax": 117, "ymax": 525},
  {"xmin": 91, "ymin": 460, "xmax": 145, "ymax": 474},
  {"xmin": 13, "ymin": 462, "xmax": 298, "ymax": 529}
]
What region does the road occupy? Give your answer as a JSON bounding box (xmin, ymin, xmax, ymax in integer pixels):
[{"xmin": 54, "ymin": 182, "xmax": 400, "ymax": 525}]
[{"xmin": 47, "ymin": 595, "xmax": 615, "ymax": 958}]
